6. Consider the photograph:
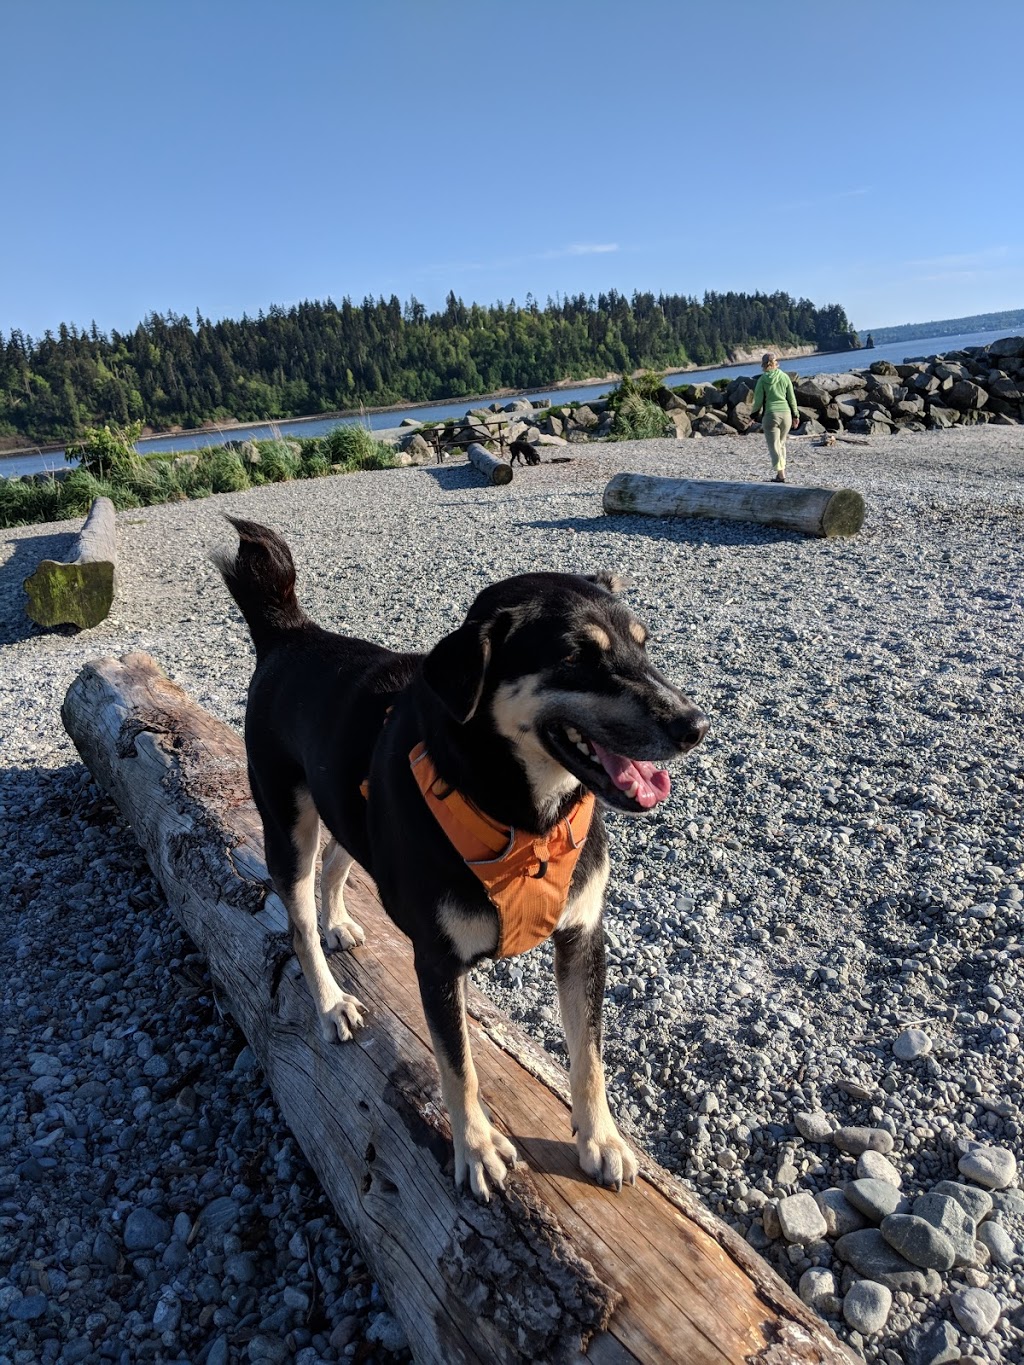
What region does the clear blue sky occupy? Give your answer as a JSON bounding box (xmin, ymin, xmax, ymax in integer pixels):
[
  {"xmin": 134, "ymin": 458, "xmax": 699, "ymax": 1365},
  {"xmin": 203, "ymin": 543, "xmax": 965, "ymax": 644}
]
[{"xmin": 4, "ymin": 0, "xmax": 1022, "ymax": 340}]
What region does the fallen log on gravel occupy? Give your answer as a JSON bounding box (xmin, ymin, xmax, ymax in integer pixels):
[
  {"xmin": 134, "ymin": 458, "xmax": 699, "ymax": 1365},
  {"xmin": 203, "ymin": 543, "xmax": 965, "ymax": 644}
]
[
  {"xmin": 24, "ymin": 495, "xmax": 117, "ymax": 627},
  {"xmin": 467, "ymin": 441, "xmax": 513, "ymax": 485},
  {"xmin": 603, "ymin": 474, "xmax": 865, "ymax": 539},
  {"xmin": 61, "ymin": 652, "xmax": 853, "ymax": 1365}
]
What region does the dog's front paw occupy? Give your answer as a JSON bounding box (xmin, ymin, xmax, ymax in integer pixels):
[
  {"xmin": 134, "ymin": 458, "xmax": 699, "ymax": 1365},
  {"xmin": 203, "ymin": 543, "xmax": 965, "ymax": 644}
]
[
  {"xmin": 318, "ymin": 990, "xmax": 366, "ymax": 1043},
  {"xmin": 575, "ymin": 1119, "xmax": 638, "ymax": 1192},
  {"xmin": 455, "ymin": 1116, "xmax": 518, "ymax": 1202},
  {"xmin": 324, "ymin": 916, "xmax": 366, "ymax": 953}
]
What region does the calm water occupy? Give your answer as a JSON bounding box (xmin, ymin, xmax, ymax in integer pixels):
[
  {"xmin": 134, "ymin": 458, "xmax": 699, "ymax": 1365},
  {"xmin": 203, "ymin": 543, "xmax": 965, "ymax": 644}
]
[{"xmin": 3, "ymin": 326, "xmax": 1016, "ymax": 480}]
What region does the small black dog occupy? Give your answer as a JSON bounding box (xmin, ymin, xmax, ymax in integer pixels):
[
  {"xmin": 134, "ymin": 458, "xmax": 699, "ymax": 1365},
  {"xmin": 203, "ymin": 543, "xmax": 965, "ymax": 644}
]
[
  {"xmin": 217, "ymin": 520, "xmax": 707, "ymax": 1198},
  {"xmin": 508, "ymin": 437, "xmax": 542, "ymax": 466}
]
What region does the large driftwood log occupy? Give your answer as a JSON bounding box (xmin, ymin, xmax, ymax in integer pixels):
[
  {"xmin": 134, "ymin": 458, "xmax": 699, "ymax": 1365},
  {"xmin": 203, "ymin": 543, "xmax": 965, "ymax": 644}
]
[
  {"xmin": 24, "ymin": 495, "xmax": 117, "ymax": 627},
  {"xmin": 603, "ymin": 474, "xmax": 865, "ymax": 539},
  {"xmin": 467, "ymin": 441, "xmax": 513, "ymax": 485},
  {"xmin": 61, "ymin": 653, "xmax": 853, "ymax": 1365}
]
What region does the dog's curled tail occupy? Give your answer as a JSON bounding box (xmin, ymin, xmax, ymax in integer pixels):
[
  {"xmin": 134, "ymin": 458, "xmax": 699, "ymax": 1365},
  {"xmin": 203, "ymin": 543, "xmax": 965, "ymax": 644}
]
[{"xmin": 213, "ymin": 517, "xmax": 306, "ymax": 653}]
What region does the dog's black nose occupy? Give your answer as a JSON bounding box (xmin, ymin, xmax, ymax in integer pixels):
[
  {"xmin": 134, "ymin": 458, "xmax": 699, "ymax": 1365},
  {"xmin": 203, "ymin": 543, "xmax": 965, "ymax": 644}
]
[{"xmin": 669, "ymin": 708, "xmax": 709, "ymax": 751}]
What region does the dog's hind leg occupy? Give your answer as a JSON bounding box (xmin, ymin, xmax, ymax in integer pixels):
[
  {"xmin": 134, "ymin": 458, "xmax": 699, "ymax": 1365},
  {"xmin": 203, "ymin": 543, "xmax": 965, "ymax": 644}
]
[
  {"xmin": 553, "ymin": 921, "xmax": 638, "ymax": 1191},
  {"xmin": 262, "ymin": 785, "xmax": 365, "ymax": 1043},
  {"xmin": 417, "ymin": 963, "xmax": 517, "ymax": 1200},
  {"xmin": 320, "ymin": 838, "xmax": 366, "ymax": 952}
]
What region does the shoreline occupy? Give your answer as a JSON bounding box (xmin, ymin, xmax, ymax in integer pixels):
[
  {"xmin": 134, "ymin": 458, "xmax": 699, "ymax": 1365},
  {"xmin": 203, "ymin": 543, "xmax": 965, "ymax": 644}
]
[{"xmin": 0, "ymin": 342, "xmax": 854, "ymax": 463}]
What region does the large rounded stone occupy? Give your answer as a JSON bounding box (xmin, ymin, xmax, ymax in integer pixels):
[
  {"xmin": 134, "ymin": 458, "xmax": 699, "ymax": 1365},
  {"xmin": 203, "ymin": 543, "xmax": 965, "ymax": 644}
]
[
  {"xmin": 900, "ymin": 1318, "xmax": 961, "ymax": 1365},
  {"xmin": 857, "ymin": 1150, "xmax": 902, "ymax": 1186},
  {"xmin": 834, "ymin": 1229, "xmax": 942, "ymax": 1294},
  {"xmin": 912, "ymin": 1192, "xmax": 977, "ymax": 1266},
  {"xmin": 932, "ymin": 1180, "xmax": 993, "ymax": 1223},
  {"xmin": 122, "ymin": 1207, "xmax": 171, "ymax": 1252},
  {"xmin": 815, "ymin": 1188, "xmax": 866, "ymax": 1237},
  {"xmin": 832, "ymin": 1126, "xmax": 894, "ymax": 1156},
  {"xmin": 958, "ymin": 1145, "xmax": 1017, "ymax": 1189},
  {"xmin": 880, "ymin": 1214, "xmax": 956, "ymax": 1271},
  {"xmin": 845, "ymin": 1178, "xmax": 906, "ymax": 1222},
  {"xmin": 977, "ymin": 1221, "xmax": 1017, "ymax": 1265},
  {"xmin": 798, "ymin": 1267, "xmax": 840, "ymax": 1316},
  {"xmin": 950, "ymin": 1287, "xmax": 1001, "ymax": 1336},
  {"xmin": 777, "ymin": 1191, "xmax": 828, "ymax": 1243},
  {"xmin": 843, "ymin": 1279, "xmax": 892, "ymax": 1335},
  {"xmin": 893, "ymin": 1027, "xmax": 931, "ymax": 1060}
]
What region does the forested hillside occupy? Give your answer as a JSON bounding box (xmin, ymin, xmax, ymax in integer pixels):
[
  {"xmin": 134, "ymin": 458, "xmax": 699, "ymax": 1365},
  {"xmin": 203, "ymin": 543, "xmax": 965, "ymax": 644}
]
[
  {"xmin": 865, "ymin": 307, "xmax": 1024, "ymax": 346},
  {"xmin": 0, "ymin": 289, "xmax": 856, "ymax": 444}
]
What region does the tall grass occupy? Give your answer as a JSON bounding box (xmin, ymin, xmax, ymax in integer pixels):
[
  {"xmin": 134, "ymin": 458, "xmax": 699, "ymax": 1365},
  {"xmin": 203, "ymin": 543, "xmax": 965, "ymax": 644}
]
[{"xmin": 0, "ymin": 430, "xmax": 396, "ymax": 530}]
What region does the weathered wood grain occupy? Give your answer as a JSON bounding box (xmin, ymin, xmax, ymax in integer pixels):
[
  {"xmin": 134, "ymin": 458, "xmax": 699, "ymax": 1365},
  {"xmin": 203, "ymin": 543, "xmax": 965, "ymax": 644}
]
[
  {"xmin": 467, "ymin": 442, "xmax": 513, "ymax": 485},
  {"xmin": 61, "ymin": 653, "xmax": 853, "ymax": 1365},
  {"xmin": 603, "ymin": 474, "xmax": 865, "ymax": 539}
]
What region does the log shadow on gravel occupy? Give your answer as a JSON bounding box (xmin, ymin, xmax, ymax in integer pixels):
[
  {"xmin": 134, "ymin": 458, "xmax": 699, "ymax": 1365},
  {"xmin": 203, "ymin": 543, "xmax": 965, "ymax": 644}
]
[
  {"xmin": 522, "ymin": 514, "xmax": 806, "ymax": 548},
  {"xmin": 419, "ymin": 464, "xmax": 487, "ymax": 491},
  {"xmin": 0, "ymin": 529, "xmax": 81, "ymax": 646}
]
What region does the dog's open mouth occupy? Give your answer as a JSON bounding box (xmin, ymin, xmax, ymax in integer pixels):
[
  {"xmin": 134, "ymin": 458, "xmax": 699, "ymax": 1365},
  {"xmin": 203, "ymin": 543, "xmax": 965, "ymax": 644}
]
[{"xmin": 543, "ymin": 723, "xmax": 672, "ymax": 812}]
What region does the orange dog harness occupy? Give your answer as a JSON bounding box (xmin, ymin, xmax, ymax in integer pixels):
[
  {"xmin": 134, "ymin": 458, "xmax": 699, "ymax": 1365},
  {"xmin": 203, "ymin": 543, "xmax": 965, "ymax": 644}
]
[{"xmin": 408, "ymin": 742, "xmax": 594, "ymax": 958}]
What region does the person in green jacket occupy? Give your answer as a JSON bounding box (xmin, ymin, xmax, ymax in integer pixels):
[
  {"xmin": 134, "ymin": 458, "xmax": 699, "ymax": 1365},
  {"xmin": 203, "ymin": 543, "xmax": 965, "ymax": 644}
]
[{"xmin": 751, "ymin": 352, "xmax": 799, "ymax": 482}]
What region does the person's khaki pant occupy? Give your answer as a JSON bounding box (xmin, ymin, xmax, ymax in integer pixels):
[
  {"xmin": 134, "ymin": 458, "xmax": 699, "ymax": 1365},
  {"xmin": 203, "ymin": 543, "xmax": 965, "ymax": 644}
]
[{"xmin": 762, "ymin": 409, "xmax": 792, "ymax": 474}]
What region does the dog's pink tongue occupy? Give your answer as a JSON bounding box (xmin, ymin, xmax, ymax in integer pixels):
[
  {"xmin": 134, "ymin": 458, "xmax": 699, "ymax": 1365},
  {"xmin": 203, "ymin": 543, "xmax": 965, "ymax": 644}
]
[{"xmin": 590, "ymin": 741, "xmax": 671, "ymax": 809}]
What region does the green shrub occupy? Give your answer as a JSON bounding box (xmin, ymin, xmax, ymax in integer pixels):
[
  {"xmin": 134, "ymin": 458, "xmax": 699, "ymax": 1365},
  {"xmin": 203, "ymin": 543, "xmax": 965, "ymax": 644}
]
[
  {"xmin": 253, "ymin": 439, "xmax": 302, "ymax": 482},
  {"xmin": 0, "ymin": 478, "xmax": 44, "ymax": 528},
  {"xmin": 203, "ymin": 446, "xmax": 251, "ymax": 494},
  {"xmin": 609, "ymin": 394, "xmax": 674, "ymax": 441},
  {"xmin": 301, "ymin": 453, "xmax": 332, "ymax": 478},
  {"xmin": 65, "ymin": 421, "xmax": 144, "ymax": 478},
  {"xmin": 321, "ymin": 424, "xmax": 395, "ymax": 470}
]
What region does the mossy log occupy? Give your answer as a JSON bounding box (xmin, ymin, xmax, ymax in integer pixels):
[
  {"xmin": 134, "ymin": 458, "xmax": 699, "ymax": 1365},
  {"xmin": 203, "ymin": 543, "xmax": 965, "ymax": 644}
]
[
  {"xmin": 603, "ymin": 474, "xmax": 865, "ymax": 539},
  {"xmin": 61, "ymin": 652, "xmax": 853, "ymax": 1365},
  {"xmin": 467, "ymin": 442, "xmax": 513, "ymax": 485},
  {"xmin": 24, "ymin": 495, "xmax": 117, "ymax": 627}
]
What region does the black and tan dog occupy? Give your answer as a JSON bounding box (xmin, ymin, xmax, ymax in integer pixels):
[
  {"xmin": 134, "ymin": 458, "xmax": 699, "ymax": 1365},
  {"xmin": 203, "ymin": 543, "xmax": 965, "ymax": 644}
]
[{"xmin": 216, "ymin": 520, "xmax": 708, "ymax": 1199}]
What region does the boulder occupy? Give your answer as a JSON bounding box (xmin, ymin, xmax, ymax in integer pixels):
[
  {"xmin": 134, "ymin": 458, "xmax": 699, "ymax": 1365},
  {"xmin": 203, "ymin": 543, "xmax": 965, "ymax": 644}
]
[
  {"xmin": 869, "ymin": 359, "xmax": 900, "ymax": 376},
  {"xmin": 542, "ymin": 414, "xmax": 565, "ymax": 437},
  {"xmin": 794, "ymin": 380, "xmax": 831, "ymax": 411},
  {"xmin": 693, "ymin": 415, "xmax": 733, "ymax": 437},
  {"xmin": 933, "ymin": 361, "xmax": 972, "ymax": 382},
  {"xmin": 946, "ymin": 380, "xmax": 988, "ymax": 410},
  {"xmin": 815, "ymin": 372, "xmax": 865, "ymax": 396},
  {"xmin": 398, "ymin": 417, "xmax": 423, "ymax": 428},
  {"xmin": 502, "ymin": 399, "xmax": 536, "ymax": 413},
  {"xmin": 912, "ymin": 373, "xmax": 941, "ymax": 395},
  {"xmin": 668, "ymin": 410, "xmax": 693, "ymax": 439},
  {"xmin": 572, "ymin": 405, "xmax": 600, "ymax": 429},
  {"xmin": 989, "ymin": 378, "xmax": 1022, "ymax": 403},
  {"xmin": 654, "ymin": 386, "xmax": 689, "ymax": 411},
  {"xmin": 987, "ymin": 335, "xmax": 1024, "ymax": 359},
  {"xmin": 927, "ymin": 407, "xmax": 957, "ymax": 429},
  {"xmin": 895, "ymin": 362, "xmax": 928, "ymax": 378}
]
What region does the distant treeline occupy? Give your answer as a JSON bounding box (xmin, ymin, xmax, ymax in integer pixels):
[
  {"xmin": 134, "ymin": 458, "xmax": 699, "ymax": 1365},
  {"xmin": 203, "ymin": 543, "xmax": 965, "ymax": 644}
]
[
  {"xmin": 0, "ymin": 289, "xmax": 856, "ymax": 444},
  {"xmin": 865, "ymin": 307, "xmax": 1024, "ymax": 346}
]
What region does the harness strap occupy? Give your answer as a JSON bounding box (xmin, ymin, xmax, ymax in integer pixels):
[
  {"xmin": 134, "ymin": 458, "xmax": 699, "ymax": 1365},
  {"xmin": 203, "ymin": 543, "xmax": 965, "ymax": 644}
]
[{"xmin": 408, "ymin": 742, "xmax": 594, "ymax": 958}]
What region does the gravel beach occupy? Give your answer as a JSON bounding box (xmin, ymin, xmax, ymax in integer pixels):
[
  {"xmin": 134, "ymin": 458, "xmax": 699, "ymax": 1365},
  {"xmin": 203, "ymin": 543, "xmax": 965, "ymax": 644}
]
[{"xmin": 2, "ymin": 424, "xmax": 1023, "ymax": 1364}]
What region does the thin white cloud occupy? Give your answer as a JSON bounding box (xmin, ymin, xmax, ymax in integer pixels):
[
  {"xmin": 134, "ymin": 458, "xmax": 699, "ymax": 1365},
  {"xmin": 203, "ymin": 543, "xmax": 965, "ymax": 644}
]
[{"xmin": 565, "ymin": 242, "xmax": 619, "ymax": 256}]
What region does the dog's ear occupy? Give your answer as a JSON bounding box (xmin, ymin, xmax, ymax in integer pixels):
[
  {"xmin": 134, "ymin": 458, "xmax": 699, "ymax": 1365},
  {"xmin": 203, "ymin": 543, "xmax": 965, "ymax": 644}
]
[
  {"xmin": 585, "ymin": 571, "xmax": 630, "ymax": 595},
  {"xmin": 422, "ymin": 622, "xmax": 493, "ymax": 723}
]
